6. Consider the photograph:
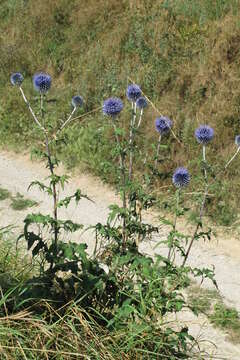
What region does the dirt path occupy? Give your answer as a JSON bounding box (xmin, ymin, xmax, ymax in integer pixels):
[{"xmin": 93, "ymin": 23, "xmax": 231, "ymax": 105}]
[{"xmin": 1, "ymin": 150, "xmax": 240, "ymax": 359}]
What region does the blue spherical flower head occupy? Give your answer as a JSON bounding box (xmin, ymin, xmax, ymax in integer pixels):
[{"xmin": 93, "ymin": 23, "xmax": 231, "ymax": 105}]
[
  {"xmin": 195, "ymin": 125, "xmax": 214, "ymax": 145},
  {"xmin": 72, "ymin": 95, "xmax": 83, "ymax": 108},
  {"xmin": 33, "ymin": 72, "xmax": 52, "ymax": 93},
  {"xmin": 10, "ymin": 72, "xmax": 24, "ymax": 86},
  {"xmin": 102, "ymin": 97, "xmax": 123, "ymax": 117},
  {"xmin": 172, "ymin": 167, "xmax": 190, "ymax": 188},
  {"xmin": 136, "ymin": 96, "xmax": 148, "ymax": 109},
  {"xmin": 126, "ymin": 84, "xmax": 141, "ymax": 102},
  {"xmin": 155, "ymin": 116, "xmax": 172, "ymax": 135},
  {"xmin": 235, "ymin": 135, "xmax": 240, "ymax": 147}
]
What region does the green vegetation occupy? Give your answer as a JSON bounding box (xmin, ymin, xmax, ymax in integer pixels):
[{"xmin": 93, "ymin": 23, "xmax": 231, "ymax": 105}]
[
  {"xmin": 210, "ymin": 303, "xmax": 240, "ymax": 344},
  {"xmin": 1, "ymin": 0, "xmax": 240, "ymax": 225},
  {"xmin": 188, "ymin": 284, "xmax": 221, "ymax": 315},
  {"xmin": 0, "ymin": 185, "xmax": 38, "ymax": 210},
  {"xmin": 0, "ymin": 187, "xmax": 11, "ymax": 201},
  {"xmin": 10, "ymin": 192, "xmax": 38, "ymax": 211},
  {"xmin": 188, "ymin": 284, "xmax": 240, "ymax": 344},
  {"xmin": 0, "ymin": 188, "xmax": 38, "ymax": 210},
  {"xmin": 0, "ymin": 226, "xmax": 216, "ymax": 359}
]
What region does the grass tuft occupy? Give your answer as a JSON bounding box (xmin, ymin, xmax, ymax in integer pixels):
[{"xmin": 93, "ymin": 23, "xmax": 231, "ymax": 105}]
[
  {"xmin": 0, "ymin": 187, "xmax": 11, "ymax": 201},
  {"xmin": 10, "ymin": 193, "xmax": 38, "ymax": 211},
  {"xmin": 210, "ymin": 302, "xmax": 240, "ymax": 344},
  {"xmin": 188, "ymin": 283, "xmax": 240, "ymax": 344}
]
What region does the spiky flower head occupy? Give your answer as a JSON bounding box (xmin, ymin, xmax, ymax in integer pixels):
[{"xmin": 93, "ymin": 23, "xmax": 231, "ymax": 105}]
[
  {"xmin": 102, "ymin": 97, "xmax": 123, "ymax": 117},
  {"xmin": 172, "ymin": 167, "xmax": 190, "ymax": 188},
  {"xmin": 126, "ymin": 84, "xmax": 141, "ymax": 102},
  {"xmin": 195, "ymin": 125, "xmax": 214, "ymax": 145},
  {"xmin": 235, "ymin": 135, "xmax": 240, "ymax": 147},
  {"xmin": 33, "ymin": 72, "xmax": 52, "ymax": 93},
  {"xmin": 155, "ymin": 116, "xmax": 172, "ymax": 135},
  {"xmin": 10, "ymin": 72, "xmax": 24, "ymax": 86},
  {"xmin": 72, "ymin": 95, "xmax": 83, "ymax": 108},
  {"xmin": 136, "ymin": 96, "xmax": 148, "ymax": 109}
]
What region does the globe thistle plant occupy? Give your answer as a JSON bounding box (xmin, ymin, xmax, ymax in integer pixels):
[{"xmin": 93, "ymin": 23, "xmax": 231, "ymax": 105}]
[
  {"xmin": 195, "ymin": 125, "xmax": 214, "ymax": 145},
  {"xmin": 59, "ymin": 96, "xmax": 84, "ymax": 132},
  {"xmin": 33, "ymin": 72, "xmax": 52, "ymax": 93},
  {"xmin": 154, "ymin": 116, "xmax": 173, "ymax": 168},
  {"xmin": 136, "ymin": 96, "xmax": 147, "ymax": 109},
  {"xmin": 235, "ymin": 135, "xmax": 240, "ymax": 147},
  {"xmin": 128, "ymin": 94, "xmax": 146, "ymax": 180},
  {"xmin": 172, "ymin": 167, "xmax": 190, "ymax": 188},
  {"xmin": 10, "ymin": 72, "xmax": 24, "ymax": 86},
  {"xmin": 155, "ymin": 116, "xmax": 172, "ymax": 136},
  {"xmin": 136, "ymin": 97, "xmax": 148, "ymax": 129},
  {"xmin": 72, "ymin": 95, "xmax": 83, "ymax": 108},
  {"xmin": 102, "ymin": 97, "xmax": 123, "ymax": 117},
  {"xmin": 126, "ymin": 84, "xmax": 141, "ymax": 102}
]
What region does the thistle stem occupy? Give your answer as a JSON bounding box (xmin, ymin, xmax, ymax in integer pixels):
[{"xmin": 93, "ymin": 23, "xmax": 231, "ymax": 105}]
[
  {"xmin": 69, "ymin": 106, "xmax": 102, "ymax": 124},
  {"xmin": 137, "ymin": 108, "xmax": 144, "ymax": 128},
  {"xmin": 203, "ymin": 145, "xmax": 206, "ymax": 161},
  {"xmin": 59, "ymin": 107, "xmax": 77, "ymax": 132},
  {"xmin": 224, "ymin": 147, "xmax": 240, "ymax": 170},
  {"xmin": 168, "ymin": 189, "xmax": 180, "ymax": 261},
  {"xmin": 19, "ymin": 85, "xmax": 59, "ymax": 247},
  {"xmin": 203, "ymin": 145, "xmax": 207, "ymax": 180},
  {"xmin": 154, "ymin": 134, "xmax": 162, "ymax": 168},
  {"xmin": 129, "ymin": 102, "xmax": 137, "ymax": 181},
  {"xmin": 182, "ymin": 184, "xmax": 208, "ymax": 267},
  {"xmin": 39, "ymin": 94, "xmax": 59, "ymax": 247},
  {"xmin": 112, "ymin": 122, "xmax": 127, "ymax": 252},
  {"xmin": 19, "ymin": 87, "xmax": 45, "ymax": 132},
  {"xmin": 182, "ymin": 145, "xmax": 208, "ymax": 266},
  {"xmin": 45, "ymin": 134, "xmax": 59, "ymax": 246}
]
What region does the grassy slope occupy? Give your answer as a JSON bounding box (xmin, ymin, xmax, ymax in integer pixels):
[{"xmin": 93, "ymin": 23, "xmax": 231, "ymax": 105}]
[{"xmin": 1, "ymin": 0, "xmax": 240, "ymax": 224}]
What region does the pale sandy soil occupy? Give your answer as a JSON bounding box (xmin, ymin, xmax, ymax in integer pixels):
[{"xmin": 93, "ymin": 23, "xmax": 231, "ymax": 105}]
[{"xmin": 0, "ymin": 150, "xmax": 240, "ymax": 359}]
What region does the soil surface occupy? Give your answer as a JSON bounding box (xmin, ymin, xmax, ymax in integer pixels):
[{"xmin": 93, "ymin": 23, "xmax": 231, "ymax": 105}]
[{"xmin": 1, "ymin": 150, "xmax": 240, "ymax": 359}]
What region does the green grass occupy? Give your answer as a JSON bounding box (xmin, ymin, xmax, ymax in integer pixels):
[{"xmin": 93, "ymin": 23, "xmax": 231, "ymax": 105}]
[
  {"xmin": 188, "ymin": 284, "xmax": 240, "ymax": 344},
  {"xmin": 0, "ymin": 187, "xmax": 11, "ymax": 201},
  {"xmin": 188, "ymin": 285, "xmax": 221, "ymax": 314},
  {"xmin": 10, "ymin": 192, "xmax": 38, "ymax": 211},
  {"xmin": 0, "ymin": 186, "xmax": 38, "ymax": 210},
  {"xmin": 210, "ymin": 303, "xmax": 240, "ymax": 344}
]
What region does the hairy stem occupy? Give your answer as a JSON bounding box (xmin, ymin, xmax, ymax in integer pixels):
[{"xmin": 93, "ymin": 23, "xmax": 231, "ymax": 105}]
[
  {"xmin": 40, "ymin": 95, "xmax": 59, "ymax": 246},
  {"xmin": 19, "ymin": 86, "xmax": 59, "ymax": 251},
  {"xmin": 167, "ymin": 189, "xmax": 180, "ymax": 261},
  {"xmin": 182, "ymin": 145, "xmax": 208, "ymax": 266},
  {"xmin": 203, "ymin": 145, "xmax": 207, "ymax": 180},
  {"xmin": 59, "ymin": 107, "xmax": 77, "ymax": 132},
  {"xmin": 224, "ymin": 147, "xmax": 240, "ymax": 170},
  {"xmin": 112, "ymin": 122, "xmax": 127, "ymax": 252},
  {"xmin": 182, "ymin": 184, "xmax": 208, "ymax": 267},
  {"xmin": 45, "ymin": 134, "xmax": 59, "ymax": 246},
  {"xmin": 137, "ymin": 108, "xmax": 144, "ymax": 128},
  {"xmin": 129, "ymin": 102, "xmax": 137, "ymax": 181},
  {"xmin": 19, "ymin": 87, "xmax": 45, "ymax": 132}
]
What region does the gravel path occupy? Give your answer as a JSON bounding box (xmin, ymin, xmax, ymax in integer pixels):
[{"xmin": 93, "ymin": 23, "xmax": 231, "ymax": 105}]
[{"xmin": 0, "ymin": 150, "xmax": 240, "ymax": 359}]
